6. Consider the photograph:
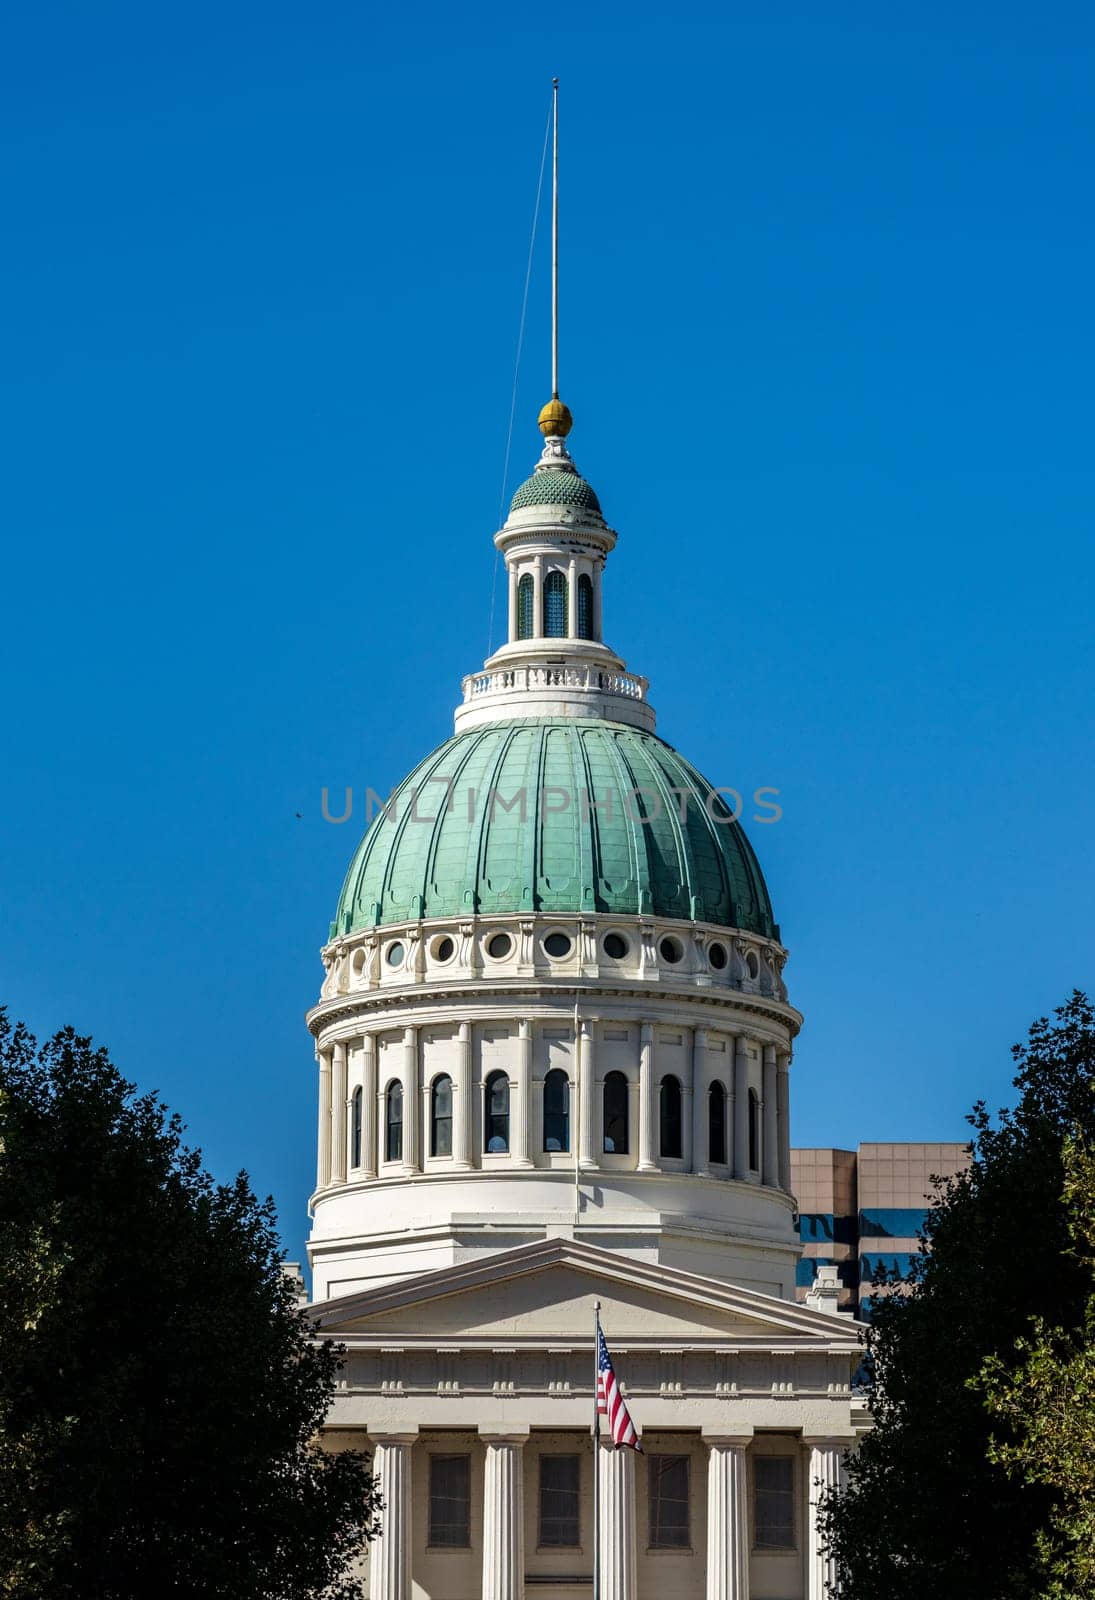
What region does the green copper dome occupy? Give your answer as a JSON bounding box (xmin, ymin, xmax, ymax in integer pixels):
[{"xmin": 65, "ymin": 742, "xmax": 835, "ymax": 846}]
[
  {"xmin": 509, "ymin": 470, "xmax": 603, "ymax": 517},
  {"xmin": 332, "ymin": 719, "xmax": 776, "ymax": 939}
]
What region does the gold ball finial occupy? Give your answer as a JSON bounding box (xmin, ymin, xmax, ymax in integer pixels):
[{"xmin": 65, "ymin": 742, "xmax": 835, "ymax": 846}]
[{"xmin": 538, "ymin": 397, "xmax": 573, "ymax": 438}]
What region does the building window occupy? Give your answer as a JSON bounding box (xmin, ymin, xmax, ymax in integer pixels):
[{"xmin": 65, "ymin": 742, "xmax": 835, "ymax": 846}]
[
  {"xmin": 485, "ymin": 1070, "xmax": 510, "ymax": 1153},
  {"xmin": 350, "ymin": 1085, "xmax": 363, "ymax": 1168},
  {"xmin": 385, "ymin": 1080, "xmax": 403, "ymax": 1163},
  {"xmin": 754, "ymin": 1456, "xmax": 795, "ymax": 1550},
  {"xmin": 539, "ymin": 1454, "xmax": 581, "ymax": 1547},
  {"xmin": 603, "ymin": 1070, "xmax": 629, "ymax": 1154},
  {"xmin": 544, "ymin": 1068, "xmax": 570, "ymax": 1152},
  {"xmin": 709, "ymin": 1080, "xmax": 726, "ymax": 1165},
  {"xmin": 649, "ymin": 1454, "xmax": 690, "ymax": 1548},
  {"xmin": 543, "ymin": 569, "xmax": 568, "ymax": 637},
  {"xmin": 431, "ymin": 1074, "xmax": 453, "ymax": 1158},
  {"xmin": 659, "ymin": 1075, "xmax": 683, "ymax": 1159},
  {"xmin": 517, "ymin": 572, "xmax": 534, "ymax": 639},
  {"xmin": 577, "ymin": 573, "xmax": 594, "ymax": 639},
  {"xmin": 428, "ymin": 1453, "xmax": 471, "ymax": 1548},
  {"xmin": 748, "ymin": 1087, "xmax": 759, "ymax": 1171}
]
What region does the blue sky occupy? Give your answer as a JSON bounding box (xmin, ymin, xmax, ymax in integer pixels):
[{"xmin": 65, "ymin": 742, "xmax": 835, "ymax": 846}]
[{"xmin": 2, "ymin": 1, "xmax": 1093, "ymax": 1266}]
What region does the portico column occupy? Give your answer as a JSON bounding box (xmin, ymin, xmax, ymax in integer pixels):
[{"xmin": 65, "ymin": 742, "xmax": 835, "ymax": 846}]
[
  {"xmin": 805, "ymin": 1438, "xmax": 848, "ymax": 1600},
  {"xmin": 508, "ymin": 564, "xmax": 518, "ymax": 642},
  {"xmin": 316, "ymin": 1049, "xmax": 332, "ymax": 1189},
  {"xmin": 578, "ymin": 1017, "xmax": 596, "ymax": 1169},
  {"xmin": 762, "ymin": 1043, "xmax": 779, "ymax": 1188},
  {"xmin": 733, "ymin": 1036, "xmax": 751, "ymax": 1180},
  {"xmin": 776, "ymin": 1051, "xmax": 791, "ymax": 1192},
  {"xmin": 453, "ymin": 1021, "xmax": 473, "ymax": 1168},
  {"xmin": 637, "ymin": 1021, "xmax": 657, "ymax": 1170},
  {"xmin": 330, "ymin": 1040, "xmax": 348, "ymax": 1184},
  {"xmin": 704, "ymin": 1433, "xmax": 752, "ymax": 1600},
  {"xmin": 512, "ymin": 1019, "xmax": 533, "ymax": 1167},
  {"xmin": 369, "ymin": 1431, "xmax": 416, "ymax": 1600},
  {"xmin": 402, "ymin": 1026, "xmax": 420, "ymax": 1175},
  {"xmin": 692, "ymin": 1027, "xmax": 710, "ymax": 1177},
  {"xmin": 598, "ymin": 1437, "xmax": 637, "ymax": 1600},
  {"xmin": 480, "ymin": 1427, "xmax": 528, "ymax": 1600},
  {"xmin": 360, "ymin": 1034, "xmax": 378, "ymax": 1179}
]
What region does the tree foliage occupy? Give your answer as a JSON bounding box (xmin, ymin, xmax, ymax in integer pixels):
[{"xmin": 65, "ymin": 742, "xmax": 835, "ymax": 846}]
[
  {"xmin": 0, "ymin": 1009, "xmax": 380, "ymax": 1599},
  {"xmin": 820, "ymin": 990, "xmax": 1095, "ymax": 1599},
  {"xmin": 978, "ymin": 1132, "xmax": 1095, "ymax": 1599}
]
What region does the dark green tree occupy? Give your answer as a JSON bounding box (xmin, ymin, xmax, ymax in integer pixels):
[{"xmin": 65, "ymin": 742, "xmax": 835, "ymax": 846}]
[
  {"xmin": 820, "ymin": 990, "xmax": 1095, "ymax": 1599},
  {"xmin": 0, "ymin": 1010, "xmax": 380, "ymax": 1599}
]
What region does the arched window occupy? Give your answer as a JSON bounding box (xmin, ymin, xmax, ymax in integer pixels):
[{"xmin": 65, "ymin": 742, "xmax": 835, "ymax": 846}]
[
  {"xmin": 543, "ymin": 570, "xmax": 568, "ymax": 637},
  {"xmin": 577, "ymin": 573, "xmax": 594, "ymax": 640},
  {"xmin": 485, "ymin": 1070, "xmax": 510, "ymax": 1153},
  {"xmin": 385, "ymin": 1080, "xmax": 403, "ymax": 1163},
  {"xmin": 603, "ymin": 1071, "xmax": 630, "ymax": 1154},
  {"xmin": 431, "ymin": 1074, "xmax": 453, "ymax": 1158},
  {"xmin": 350, "ymin": 1086, "xmax": 363, "ymax": 1168},
  {"xmin": 708, "ymin": 1081, "xmax": 726, "ymax": 1165},
  {"xmin": 517, "ymin": 572, "xmax": 534, "ymax": 640},
  {"xmin": 748, "ymin": 1088, "xmax": 759, "ymax": 1172},
  {"xmin": 543, "ymin": 1068, "xmax": 570, "ymax": 1152},
  {"xmin": 660, "ymin": 1075, "xmax": 683, "ymax": 1159}
]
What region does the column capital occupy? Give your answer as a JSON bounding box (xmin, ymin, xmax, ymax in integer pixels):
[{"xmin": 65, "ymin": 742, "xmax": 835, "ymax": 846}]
[
  {"xmin": 477, "ymin": 1424, "xmax": 530, "ymax": 1445},
  {"xmin": 369, "ymin": 1427, "xmax": 419, "ymax": 1445},
  {"xmin": 802, "ymin": 1433, "xmax": 855, "ymax": 1451},
  {"xmin": 702, "ymin": 1429, "xmax": 754, "ymax": 1448}
]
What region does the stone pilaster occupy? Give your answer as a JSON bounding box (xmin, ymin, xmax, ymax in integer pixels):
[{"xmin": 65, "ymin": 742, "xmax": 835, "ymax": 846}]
[
  {"xmin": 637, "ymin": 1021, "xmax": 656, "ymax": 1170},
  {"xmin": 704, "ymin": 1433, "xmax": 752, "ymax": 1600},
  {"xmin": 330, "ymin": 1039, "xmax": 348, "ymax": 1184},
  {"xmin": 776, "ymin": 1051, "xmax": 791, "ymax": 1192},
  {"xmin": 692, "ymin": 1026, "xmax": 710, "ymax": 1176},
  {"xmin": 360, "ymin": 1033, "xmax": 378, "ymax": 1179},
  {"xmin": 805, "ymin": 1437, "xmax": 848, "ymax": 1599},
  {"xmin": 480, "ymin": 1428, "xmax": 528, "ymax": 1600},
  {"xmin": 733, "ymin": 1036, "xmax": 751, "ymax": 1180},
  {"xmin": 578, "ymin": 1017, "xmax": 596, "ymax": 1169},
  {"xmin": 316, "ymin": 1049, "xmax": 332, "ymax": 1189},
  {"xmin": 402, "ymin": 1026, "xmax": 420, "ymax": 1175},
  {"xmin": 762, "ymin": 1043, "xmax": 779, "ymax": 1188},
  {"xmin": 598, "ymin": 1439, "xmax": 638, "ymax": 1600},
  {"xmin": 512, "ymin": 1019, "xmax": 533, "ymax": 1167},
  {"xmin": 369, "ymin": 1431, "xmax": 416, "ymax": 1600},
  {"xmin": 453, "ymin": 1021, "xmax": 473, "ymax": 1169}
]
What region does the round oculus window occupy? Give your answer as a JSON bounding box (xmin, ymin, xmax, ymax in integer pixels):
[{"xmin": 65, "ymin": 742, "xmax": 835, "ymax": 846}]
[
  {"xmin": 544, "ymin": 931, "xmax": 572, "ymax": 958},
  {"xmin": 486, "ymin": 932, "xmax": 513, "ymax": 960},
  {"xmin": 385, "ymin": 941, "xmax": 405, "ymax": 967},
  {"xmin": 708, "ymin": 941, "xmax": 728, "ymax": 970},
  {"xmin": 659, "ymin": 936, "xmax": 683, "ymax": 964},
  {"xmin": 603, "ymin": 932, "xmax": 629, "ymax": 960},
  {"xmin": 432, "ymin": 935, "xmax": 455, "ymax": 963}
]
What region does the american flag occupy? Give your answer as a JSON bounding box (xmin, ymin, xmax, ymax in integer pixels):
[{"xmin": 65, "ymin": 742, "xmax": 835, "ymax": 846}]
[{"xmin": 597, "ymin": 1325, "xmax": 641, "ymax": 1451}]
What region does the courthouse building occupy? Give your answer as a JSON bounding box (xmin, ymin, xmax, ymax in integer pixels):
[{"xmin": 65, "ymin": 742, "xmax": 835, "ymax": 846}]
[{"xmin": 304, "ymin": 397, "xmax": 864, "ymax": 1600}]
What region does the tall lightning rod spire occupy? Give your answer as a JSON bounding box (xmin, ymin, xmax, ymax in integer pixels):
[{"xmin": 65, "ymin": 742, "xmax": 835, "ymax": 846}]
[
  {"xmin": 538, "ymin": 78, "xmax": 574, "ymax": 443},
  {"xmin": 552, "ymin": 75, "xmax": 559, "ymax": 401}
]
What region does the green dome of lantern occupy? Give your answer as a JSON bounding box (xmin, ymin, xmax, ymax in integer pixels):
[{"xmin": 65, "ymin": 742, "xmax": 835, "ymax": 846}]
[{"xmin": 331, "ymin": 718, "xmax": 776, "ymax": 940}]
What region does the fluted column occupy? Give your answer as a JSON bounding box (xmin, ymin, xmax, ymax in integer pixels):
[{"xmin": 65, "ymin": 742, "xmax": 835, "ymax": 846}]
[
  {"xmin": 402, "ymin": 1026, "xmax": 420, "ymax": 1174},
  {"xmin": 370, "ymin": 1432, "xmax": 416, "ymax": 1600},
  {"xmin": 481, "ymin": 1429, "xmax": 527, "ymax": 1600},
  {"xmin": 567, "ymin": 556, "xmax": 578, "ymax": 637},
  {"xmin": 533, "ymin": 555, "xmax": 544, "ymax": 639},
  {"xmin": 360, "ymin": 1034, "xmax": 378, "ymax": 1179},
  {"xmin": 637, "ymin": 1021, "xmax": 656, "ymax": 1170},
  {"xmin": 733, "ymin": 1036, "xmax": 751, "ymax": 1180},
  {"xmin": 776, "ymin": 1051, "xmax": 791, "ymax": 1192},
  {"xmin": 806, "ymin": 1438, "xmax": 847, "ymax": 1599},
  {"xmin": 762, "ymin": 1043, "xmax": 779, "ymax": 1188},
  {"xmin": 705, "ymin": 1434, "xmax": 751, "ymax": 1600},
  {"xmin": 330, "ymin": 1040, "xmax": 348, "ymax": 1184},
  {"xmin": 316, "ymin": 1049, "xmax": 332, "ymax": 1189},
  {"xmin": 598, "ymin": 1439, "xmax": 637, "ymax": 1600},
  {"xmin": 512, "ymin": 1019, "xmax": 533, "ymax": 1167},
  {"xmin": 578, "ymin": 1017, "xmax": 596, "ymax": 1169},
  {"xmin": 692, "ymin": 1027, "xmax": 710, "ymax": 1177},
  {"xmin": 453, "ymin": 1021, "xmax": 473, "ymax": 1169}
]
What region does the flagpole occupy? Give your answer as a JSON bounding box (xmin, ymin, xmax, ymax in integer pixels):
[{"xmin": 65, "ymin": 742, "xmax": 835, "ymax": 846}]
[{"xmin": 592, "ymin": 1298, "xmax": 601, "ymax": 1600}]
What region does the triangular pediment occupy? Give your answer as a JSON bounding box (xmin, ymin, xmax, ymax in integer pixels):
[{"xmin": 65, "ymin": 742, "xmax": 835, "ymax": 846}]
[{"xmin": 309, "ymin": 1238, "xmax": 859, "ymax": 1350}]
